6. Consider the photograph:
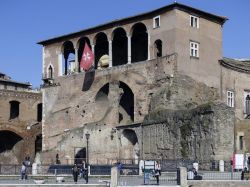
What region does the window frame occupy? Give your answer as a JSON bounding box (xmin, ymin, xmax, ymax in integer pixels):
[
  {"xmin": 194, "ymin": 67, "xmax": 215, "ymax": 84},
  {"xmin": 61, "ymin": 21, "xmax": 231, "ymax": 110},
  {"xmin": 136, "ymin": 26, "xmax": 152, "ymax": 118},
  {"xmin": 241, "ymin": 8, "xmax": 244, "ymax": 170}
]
[
  {"xmin": 190, "ymin": 41, "xmax": 199, "ymax": 58},
  {"xmin": 227, "ymin": 90, "xmax": 234, "ymax": 108},
  {"xmin": 190, "ymin": 15, "xmax": 199, "ymax": 28},
  {"xmin": 153, "ymin": 15, "xmax": 161, "ymax": 29},
  {"xmin": 244, "ymin": 91, "xmax": 250, "ymax": 114}
]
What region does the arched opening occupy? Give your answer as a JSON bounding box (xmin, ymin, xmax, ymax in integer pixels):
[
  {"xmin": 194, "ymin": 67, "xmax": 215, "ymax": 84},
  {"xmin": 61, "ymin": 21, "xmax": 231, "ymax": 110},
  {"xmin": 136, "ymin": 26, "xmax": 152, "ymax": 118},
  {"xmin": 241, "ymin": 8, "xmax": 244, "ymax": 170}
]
[
  {"xmin": 9, "ymin": 101, "xmax": 20, "ymax": 119},
  {"xmin": 94, "ymin": 83, "xmax": 109, "ymax": 121},
  {"xmin": 0, "ymin": 131, "xmax": 23, "ymax": 153},
  {"xmin": 48, "ymin": 65, "xmax": 53, "ymax": 79},
  {"xmin": 112, "ymin": 28, "xmax": 128, "ymax": 66},
  {"xmin": 119, "ymin": 82, "xmax": 134, "ymax": 124},
  {"xmin": 154, "ymin": 39, "xmax": 162, "ymax": 58},
  {"xmin": 120, "ymin": 129, "xmax": 139, "ymax": 161},
  {"xmin": 62, "ymin": 41, "xmax": 75, "ymax": 75},
  {"xmin": 74, "ymin": 147, "xmax": 86, "ymax": 165},
  {"xmin": 94, "ymin": 32, "xmax": 108, "ymax": 69},
  {"xmin": 35, "ymin": 134, "xmax": 42, "ymax": 153},
  {"xmin": 77, "ymin": 37, "xmax": 91, "ymax": 72},
  {"xmin": 246, "ymin": 95, "xmax": 250, "ymax": 115},
  {"xmin": 131, "ymin": 23, "xmax": 148, "ymax": 63},
  {"xmin": 37, "ymin": 103, "xmax": 42, "ymax": 122}
]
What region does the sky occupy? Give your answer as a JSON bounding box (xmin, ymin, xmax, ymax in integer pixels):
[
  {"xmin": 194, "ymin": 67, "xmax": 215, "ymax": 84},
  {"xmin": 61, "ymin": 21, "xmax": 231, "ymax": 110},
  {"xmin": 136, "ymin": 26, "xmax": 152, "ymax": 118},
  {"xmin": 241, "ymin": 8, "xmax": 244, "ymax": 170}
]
[{"xmin": 0, "ymin": 0, "xmax": 249, "ymax": 88}]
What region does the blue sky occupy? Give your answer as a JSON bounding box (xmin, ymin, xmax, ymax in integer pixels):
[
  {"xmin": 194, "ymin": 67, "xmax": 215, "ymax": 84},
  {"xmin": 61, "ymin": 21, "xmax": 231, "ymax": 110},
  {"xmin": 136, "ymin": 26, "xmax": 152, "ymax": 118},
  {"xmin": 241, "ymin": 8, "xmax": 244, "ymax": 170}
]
[{"xmin": 0, "ymin": 0, "xmax": 249, "ymax": 88}]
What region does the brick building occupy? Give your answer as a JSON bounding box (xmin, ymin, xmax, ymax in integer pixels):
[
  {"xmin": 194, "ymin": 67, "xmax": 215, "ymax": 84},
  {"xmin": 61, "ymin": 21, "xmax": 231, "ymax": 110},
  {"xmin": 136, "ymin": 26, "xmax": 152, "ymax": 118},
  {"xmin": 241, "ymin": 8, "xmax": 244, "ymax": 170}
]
[{"xmin": 37, "ymin": 3, "xmax": 248, "ymax": 165}]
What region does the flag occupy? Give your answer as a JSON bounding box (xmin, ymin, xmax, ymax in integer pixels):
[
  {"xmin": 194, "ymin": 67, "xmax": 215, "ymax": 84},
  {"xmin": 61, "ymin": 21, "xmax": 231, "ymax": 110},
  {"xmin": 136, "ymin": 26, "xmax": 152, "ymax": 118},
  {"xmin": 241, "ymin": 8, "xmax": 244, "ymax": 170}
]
[{"xmin": 80, "ymin": 43, "xmax": 94, "ymax": 71}]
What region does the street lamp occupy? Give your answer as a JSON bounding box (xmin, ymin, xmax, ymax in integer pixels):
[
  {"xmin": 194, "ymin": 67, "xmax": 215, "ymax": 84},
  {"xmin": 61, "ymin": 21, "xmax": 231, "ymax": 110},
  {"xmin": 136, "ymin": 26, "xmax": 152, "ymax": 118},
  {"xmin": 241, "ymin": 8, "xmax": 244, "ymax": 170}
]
[
  {"xmin": 85, "ymin": 133, "xmax": 90, "ymax": 184},
  {"xmin": 193, "ymin": 130, "xmax": 197, "ymax": 161}
]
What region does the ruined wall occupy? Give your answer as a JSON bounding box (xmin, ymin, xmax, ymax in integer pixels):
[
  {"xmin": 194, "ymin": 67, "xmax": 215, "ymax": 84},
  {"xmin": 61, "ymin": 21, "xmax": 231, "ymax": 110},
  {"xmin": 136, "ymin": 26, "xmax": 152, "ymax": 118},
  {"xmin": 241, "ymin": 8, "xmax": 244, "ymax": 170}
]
[
  {"xmin": 0, "ymin": 89, "xmax": 42, "ymax": 164},
  {"xmin": 142, "ymin": 102, "xmax": 234, "ymax": 161}
]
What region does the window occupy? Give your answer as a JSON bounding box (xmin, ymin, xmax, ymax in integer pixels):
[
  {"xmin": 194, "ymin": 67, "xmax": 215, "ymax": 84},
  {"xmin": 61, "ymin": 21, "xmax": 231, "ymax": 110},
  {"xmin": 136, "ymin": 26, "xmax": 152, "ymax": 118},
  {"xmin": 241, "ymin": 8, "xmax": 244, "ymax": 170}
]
[
  {"xmin": 239, "ymin": 136, "xmax": 244, "ymax": 150},
  {"xmin": 190, "ymin": 42, "xmax": 199, "ymax": 58},
  {"xmin": 9, "ymin": 101, "xmax": 20, "ymax": 119},
  {"xmin": 153, "ymin": 16, "xmax": 160, "ymax": 28},
  {"xmin": 227, "ymin": 91, "xmax": 234, "ymax": 107},
  {"xmin": 37, "ymin": 103, "xmax": 42, "ymax": 122},
  {"xmin": 244, "ymin": 91, "xmax": 250, "ymax": 114},
  {"xmin": 154, "ymin": 40, "xmax": 162, "ymax": 57},
  {"xmin": 190, "ymin": 15, "xmax": 199, "ymax": 28}
]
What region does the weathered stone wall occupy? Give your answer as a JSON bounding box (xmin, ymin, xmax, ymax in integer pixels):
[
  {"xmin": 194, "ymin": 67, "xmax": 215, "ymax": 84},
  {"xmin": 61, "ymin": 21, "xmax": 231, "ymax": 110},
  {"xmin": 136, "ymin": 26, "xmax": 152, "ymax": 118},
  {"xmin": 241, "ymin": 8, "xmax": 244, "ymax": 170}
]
[
  {"xmin": 142, "ymin": 102, "xmax": 234, "ymax": 161},
  {"xmin": 0, "ymin": 89, "xmax": 42, "ymax": 164}
]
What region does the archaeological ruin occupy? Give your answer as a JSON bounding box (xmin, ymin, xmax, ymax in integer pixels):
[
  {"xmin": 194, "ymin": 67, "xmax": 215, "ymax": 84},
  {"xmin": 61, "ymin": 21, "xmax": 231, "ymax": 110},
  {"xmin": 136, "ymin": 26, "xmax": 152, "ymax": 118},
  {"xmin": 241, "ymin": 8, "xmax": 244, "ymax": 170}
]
[
  {"xmin": 0, "ymin": 72, "xmax": 42, "ymax": 164},
  {"xmin": 35, "ymin": 2, "xmax": 250, "ymax": 166}
]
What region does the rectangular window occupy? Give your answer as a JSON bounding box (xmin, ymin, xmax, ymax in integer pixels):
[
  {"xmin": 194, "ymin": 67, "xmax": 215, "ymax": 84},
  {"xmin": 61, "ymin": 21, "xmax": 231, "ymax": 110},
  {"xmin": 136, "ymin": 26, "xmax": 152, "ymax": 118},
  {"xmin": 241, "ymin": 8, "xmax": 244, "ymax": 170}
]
[
  {"xmin": 244, "ymin": 91, "xmax": 250, "ymax": 114},
  {"xmin": 190, "ymin": 42, "xmax": 199, "ymax": 58},
  {"xmin": 153, "ymin": 16, "xmax": 160, "ymax": 28},
  {"xmin": 190, "ymin": 15, "xmax": 199, "ymax": 28},
  {"xmin": 239, "ymin": 136, "xmax": 244, "ymax": 150},
  {"xmin": 227, "ymin": 91, "xmax": 234, "ymax": 107}
]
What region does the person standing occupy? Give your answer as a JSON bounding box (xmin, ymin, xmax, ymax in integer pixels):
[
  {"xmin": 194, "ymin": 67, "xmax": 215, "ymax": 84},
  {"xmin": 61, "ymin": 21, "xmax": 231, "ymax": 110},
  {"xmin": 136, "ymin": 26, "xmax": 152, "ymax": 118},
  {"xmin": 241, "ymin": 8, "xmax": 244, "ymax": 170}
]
[
  {"xmin": 154, "ymin": 161, "xmax": 161, "ymax": 185},
  {"xmin": 72, "ymin": 164, "xmax": 79, "ymax": 184},
  {"xmin": 20, "ymin": 162, "xmax": 26, "ymax": 180}
]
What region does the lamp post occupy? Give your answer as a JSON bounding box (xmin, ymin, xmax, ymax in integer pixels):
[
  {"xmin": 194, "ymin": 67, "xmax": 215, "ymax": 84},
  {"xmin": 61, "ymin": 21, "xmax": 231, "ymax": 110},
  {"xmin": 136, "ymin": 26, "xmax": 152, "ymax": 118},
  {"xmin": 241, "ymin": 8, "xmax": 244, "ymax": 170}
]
[
  {"xmin": 193, "ymin": 130, "xmax": 197, "ymax": 162},
  {"xmin": 85, "ymin": 133, "xmax": 90, "ymax": 184}
]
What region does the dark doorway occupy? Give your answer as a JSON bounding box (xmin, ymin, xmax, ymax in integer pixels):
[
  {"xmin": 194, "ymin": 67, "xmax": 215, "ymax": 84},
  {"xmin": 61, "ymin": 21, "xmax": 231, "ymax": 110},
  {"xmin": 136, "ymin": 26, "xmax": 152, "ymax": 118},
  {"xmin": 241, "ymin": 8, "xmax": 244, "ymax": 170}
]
[
  {"xmin": 112, "ymin": 28, "xmax": 128, "ymax": 66},
  {"xmin": 9, "ymin": 101, "xmax": 20, "ymax": 119},
  {"xmin": 35, "ymin": 134, "xmax": 42, "ymax": 153},
  {"xmin": 94, "ymin": 32, "xmax": 108, "ymax": 69},
  {"xmin": 75, "ymin": 147, "xmax": 86, "ymax": 165},
  {"xmin": 37, "ymin": 103, "xmax": 42, "ymax": 122},
  {"xmin": 154, "ymin": 39, "xmax": 162, "ymax": 57},
  {"xmin": 0, "ymin": 131, "xmax": 22, "ymax": 153},
  {"xmin": 131, "ymin": 23, "xmax": 148, "ymax": 63}
]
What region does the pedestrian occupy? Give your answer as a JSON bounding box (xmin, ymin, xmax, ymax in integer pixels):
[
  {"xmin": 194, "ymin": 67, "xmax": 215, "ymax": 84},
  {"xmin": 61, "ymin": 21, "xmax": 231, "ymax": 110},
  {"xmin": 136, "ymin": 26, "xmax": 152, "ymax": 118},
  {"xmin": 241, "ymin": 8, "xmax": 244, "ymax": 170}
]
[
  {"xmin": 241, "ymin": 167, "xmax": 248, "ymax": 180},
  {"xmin": 72, "ymin": 164, "xmax": 79, "ymax": 184},
  {"xmin": 154, "ymin": 161, "xmax": 161, "ymax": 185},
  {"xmin": 247, "ymin": 156, "xmax": 250, "ymax": 171},
  {"xmin": 20, "ymin": 162, "xmax": 26, "ymax": 180},
  {"xmin": 80, "ymin": 161, "xmax": 86, "ymax": 179}
]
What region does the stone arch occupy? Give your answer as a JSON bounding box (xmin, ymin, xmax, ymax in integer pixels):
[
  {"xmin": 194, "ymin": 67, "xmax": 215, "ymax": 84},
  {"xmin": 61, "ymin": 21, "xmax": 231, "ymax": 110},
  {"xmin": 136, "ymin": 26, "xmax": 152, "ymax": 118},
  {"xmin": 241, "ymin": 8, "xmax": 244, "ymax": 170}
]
[
  {"xmin": 119, "ymin": 81, "xmax": 134, "ymax": 124},
  {"xmin": 74, "ymin": 147, "xmax": 86, "ymax": 165},
  {"xmin": 0, "ymin": 130, "xmax": 24, "ymax": 164},
  {"xmin": 112, "ymin": 27, "xmax": 128, "ymax": 66},
  {"xmin": 94, "ymin": 32, "xmax": 109, "ymax": 69},
  {"xmin": 130, "ymin": 22, "xmax": 148, "ymax": 63},
  {"xmin": 62, "ymin": 41, "xmax": 75, "ymax": 75},
  {"xmin": 9, "ymin": 100, "xmax": 20, "ymax": 119},
  {"xmin": 77, "ymin": 37, "xmax": 91, "ymax": 72},
  {"xmin": 120, "ymin": 129, "xmax": 139, "ymax": 161},
  {"xmin": 154, "ymin": 39, "xmax": 162, "ymax": 58}
]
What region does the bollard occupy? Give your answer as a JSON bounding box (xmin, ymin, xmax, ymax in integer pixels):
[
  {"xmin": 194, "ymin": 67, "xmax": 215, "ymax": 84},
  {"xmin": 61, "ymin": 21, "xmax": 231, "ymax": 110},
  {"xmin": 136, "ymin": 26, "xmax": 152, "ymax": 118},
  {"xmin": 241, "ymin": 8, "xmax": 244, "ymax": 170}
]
[
  {"xmin": 179, "ymin": 167, "xmax": 187, "ymax": 187},
  {"xmin": 111, "ymin": 166, "xmax": 119, "ymax": 187}
]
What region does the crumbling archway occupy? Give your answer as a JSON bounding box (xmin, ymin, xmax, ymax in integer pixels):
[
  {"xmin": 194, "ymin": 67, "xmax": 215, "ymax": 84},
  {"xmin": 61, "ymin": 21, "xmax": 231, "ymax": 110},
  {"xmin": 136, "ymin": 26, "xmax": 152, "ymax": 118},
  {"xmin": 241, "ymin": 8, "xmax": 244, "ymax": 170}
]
[
  {"xmin": 119, "ymin": 81, "xmax": 134, "ymax": 124},
  {"xmin": 74, "ymin": 147, "xmax": 86, "ymax": 165},
  {"xmin": 120, "ymin": 129, "xmax": 139, "ymax": 161},
  {"xmin": 131, "ymin": 23, "xmax": 148, "ymax": 63},
  {"xmin": 0, "ymin": 130, "xmax": 23, "ymax": 164},
  {"xmin": 112, "ymin": 28, "xmax": 128, "ymax": 66},
  {"xmin": 94, "ymin": 32, "xmax": 109, "ymax": 69},
  {"xmin": 62, "ymin": 41, "xmax": 75, "ymax": 75}
]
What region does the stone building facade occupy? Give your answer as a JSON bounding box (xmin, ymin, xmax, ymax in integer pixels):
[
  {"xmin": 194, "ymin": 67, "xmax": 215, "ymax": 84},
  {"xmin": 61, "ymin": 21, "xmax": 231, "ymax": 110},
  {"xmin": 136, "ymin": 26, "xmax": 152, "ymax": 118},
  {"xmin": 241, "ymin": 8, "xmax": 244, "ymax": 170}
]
[
  {"xmin": 219, "ymin": 58, "xmax": 250, "ymax": 154},
  {"xmin": 0, "ymin": 72, "xmax": 42, "ymax": 164},
  {"xmin": 38, "ymin": 3, "xmax": 239, "ymax": 164}
]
